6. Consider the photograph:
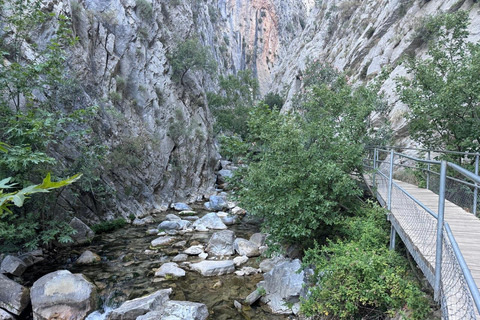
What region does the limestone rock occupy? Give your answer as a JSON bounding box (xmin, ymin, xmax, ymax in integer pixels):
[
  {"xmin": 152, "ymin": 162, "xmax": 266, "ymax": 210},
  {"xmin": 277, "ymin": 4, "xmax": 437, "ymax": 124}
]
[
  {"xmin": 206, "ymin": 230, "xmax": 235, "ymax": 256},
  {"xmin": 249, "ymin": 233, "xmax": 266, "ymax": 247},
  {"xmin": 132, "ymin": 216, "xmax": 155, "ymax": 226},
  {"xmin": 259, "ymin": 257, "xmax": 287, "ymax": 273},
  {"xmin": 217, "ymin": 169, "xmax": 233, "ymax": 184},
  {"xmin": 204, "ymin": 195, "xmax": 228, "ymax": 211},
  {"xmin": 184, "ymin": 245, "xmax": 204, "ymax": 256},
  {"xmin": 192, "ymin": 212, "xmax": 227, "ymax": 231},
  {"xmin": 107, "ymin": 289, "xmax": 172, "ymax": 320},
  {"xmin": 261, "ymin": 259, "xmax": 306, "ymax": 315},
  {"xmin": 172, "ymin": 254, "xmax": 188, "ymax": 262},
  {"xmin": 158, "ymin": 221, "xmax": 181, "ymax": 230},
  {"xmin": 69, "ymin": 217, "xmax": 94, "ymax": 244},
  {"xmin": 234, "ymin": 238, "xmax": 260, "ymax": 257},
  {"xmin": 0, "ymin": 309, "xmax": 15, "ymax": 320},
  {"xmin": 171, "ymin": 203, "xmax": 192, "ymax": 211},
  {"xmin": 31, "ymin": 270, "xmax": 97, "ymax": 320},
  {"xmin": 166, "ymin": 214, "xmax": 181, "ymax": 221},
  {"xmin": 151, "ymin": 236, "xmax": 176, "ymax": 248},
  {"xmin": 190, "ymin": 260, "xmax": 235, "ymax": 277},
  {"xmin": 155, "ymin": 263, "xmax": 185, "ymax": 278},
  {"xmin": 233, "ymin": 255, "xmax": 249, "ymax": 267},
  {"xmin": 0, "ymin": 255, "xmax": 27, "ymax": 276},
  {"xmin": 221, "ymin": 216, "xmax": 236, "ymax": 226},
  {"xmin": 231, "ymin": 206, "xmax": 246, "ymax": 216},
  {"xmin": 0, "ymin": 274, "xmax": 30, "ymax": 315},
  {"xmin": 245, "ymin": 289, "xmax": 262, "ymax": 305},
  {"xmin": 146, "ymin": 229, "xmax": 158, "ymax": 235},
  {"xmin": 76, "ymin": 251, "xmax": 101, "ymax": 265},
  {"xmin": 136, "ymin": 300, "xmax": 208, "ymax": 320}
]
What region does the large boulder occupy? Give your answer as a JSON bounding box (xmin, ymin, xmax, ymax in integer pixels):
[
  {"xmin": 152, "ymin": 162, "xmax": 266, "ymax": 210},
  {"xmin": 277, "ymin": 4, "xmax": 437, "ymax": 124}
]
[
  {"xmin": 0, "ymin": 255, "xmax": 27, "ymax": 276},
  {"xmin": 204, "ymin": 196, "xmax": 228, "ymax": 211},
  {"xmin": 31, "ymin": 270, "xmax": 97, "ymax": 320},
  {"xmin": 171, "ymin": 203, "xmax": 192, "ymax": 211},
  {"xmin": 192, "ymin": 213, "xmax": 227, "ymax": 231},
  {"xmin": 216, "ymin": 169, "xmax": 233, "ymax": 184},
  {"xmin": 69, "ymin": 217, "xmax": 94, "ymax": 245},
  {"xmin": 107, "ymin": 289, "xmax": 172, "ymax": 320},
  {"xmin": 155, "ymin": 263, "xmax": 185, "ymax": 278},
  {"xmin": 206, "ymin": 230, "xmax": 235, "ymax": 256},
  {"xmin": 190, "ymin": 260, "xmax": 235, "ymax": 277},
  {"xmin": 234, "ymin": 238, "xmax": 260, "ymax": 257},
  {"xmin": 158, "ymin": 221, "xmax": 181, "ymax": 230},
  {"xmin": 261, "ymin": 259, "xmax": 307, "ymax": 315},
  {"xmin": 150, "ymin": 236, "xmax": 176, "ymax": 248},
  {"xmin": 249, "ymin": 233, "xmax": 266, "ymax": 247},
  {"xmin": 136, "ymin": 301, "xmax": 208, "ymax": 320},
  {"xmin": 0, "ymin": 274, "xmax": 30, "ymax": 315}
]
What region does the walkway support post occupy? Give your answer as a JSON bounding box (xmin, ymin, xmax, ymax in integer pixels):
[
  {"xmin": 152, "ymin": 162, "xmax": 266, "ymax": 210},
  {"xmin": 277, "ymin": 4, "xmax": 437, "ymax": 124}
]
[
  {"xmin": 434, "ymin": 160, "xmax": 447, "ymax": 301},
  {"xmin": 474, "ymin": 155, "xmax": 479, "ymax": 216},
  {"xmin": 427, "ymin": 151, "xmax": 431, "ymax": 190},
  {"xmin": 388, "ymin": 149, "xmax": 396, "ymax": 250},
  {"xmin": 373, "ymin": 148, "xmax": 377, "ymax": 190}
]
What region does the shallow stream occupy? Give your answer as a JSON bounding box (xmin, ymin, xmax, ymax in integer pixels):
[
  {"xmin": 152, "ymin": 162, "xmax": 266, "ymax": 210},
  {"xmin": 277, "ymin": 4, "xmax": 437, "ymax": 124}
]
[{"xmin": 21, "ymin": 204, "xmax": 296, "ymax": 320}]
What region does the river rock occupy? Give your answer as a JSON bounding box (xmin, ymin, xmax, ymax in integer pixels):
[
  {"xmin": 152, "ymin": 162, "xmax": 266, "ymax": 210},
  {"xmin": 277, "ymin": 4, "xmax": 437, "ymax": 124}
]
[
  {"xmin": 204, "ymin": 195, "xmax": 228, "ymax": 211},
  {"xmin": 249, "ymin": 233, "xmax": 266, "ymax": 247},
  {"xmin": 259, "ymin": 256, "xmax": 287, "ymax": 273},
  {"xmin": 171, "ymin": 203, "xmax": 192, "ymax": 211},
  {"xmin": 31, "ymin": 270, "xmax": 97, "ymax": 320},
  {"xmin": 231, "ymin": 206, "xmax": 246, "ymax": 216},
  {"xmin": 166, "ymin": 214, "xmax": 181, "ymax": 221},
  {"xmin": 172, "ymin": 254, "xmax": 188, "ymax": 262},
  {"xmin": 0, "ymin": 255, "xmax": 27, "ymax": 276},
  {"xmin": 184, "ymin": 245, "xmax": 204, "ymax": 256},
  {"xmin": 261, "ymin": 259, "xmax": 306, "ymax": 315},
  {"xmin": 146, "ymin": 229, "xmax": 158, "ymax": 235},
  {"xmin": 217, "ymin": 169, "xmax": 233, "ymax": 184},
  {"xmin": 69, "ymin": 217, "xmax": 94, "ymax": 244},
  {"xmin": 192, "ymin": 212, "xmax": 227, "ymax": 231},
  {"xmin": 182, "ymin": 215, "xmax": 199, "ymax": 221},
  {"xmin": 198, "ymin": 252, "xmax": 208, "ymax": 260},
  {"xmin": 234, "ymin": 238, "xmax": 260, "ymax": 257},
  {"xmin": 107, "ymin": 288, "xmax": 172, "ymax": 320},
  {"xmin": 190, "ymin": 260, "xmax": 235, "ymax": 276},
  {"xmin": 155, "ymin": 263, "xmax": 185, "ymax": 278},
  {"xmin": 245, "ymin": 289, "xmax": 262, "ymax": 305},
  {"xmin": 137, "ymin": 300, "xmax": 208, "ymax": 320},
  {"xmin": 206, "ymin": 230, "xmax": 235, "ymax": 256},
  {"xmin": 76, "ymin": 251, "xmax": 101, "ymax": 265},
  {"xmin": 18, "ymin": 253, "xmax": 35, "ymax": 267},
  {"xmin": 179, "ymin": 210, "xmax": 196, "ymax": 216},
  {"xmin": 233, "ymin": 255, "xmax": 249, "ymax": 267},
  {"xmin": 222, "ymin": 216, "xmax": 236, "ymax": 226},
  {"xmin": 158, "ymin": 221, "xmax": 181, "ymax": 230},
  {"xmin": 151, "ymin": 236, "xmax": 176, "ymax": 248},
  {"xmin": 0, "ymin": 274, "xmax": 30, "ymax": 315},
  {"xmin": 0, "ymin": 309, "xmax": 15, "ymax": 320}
]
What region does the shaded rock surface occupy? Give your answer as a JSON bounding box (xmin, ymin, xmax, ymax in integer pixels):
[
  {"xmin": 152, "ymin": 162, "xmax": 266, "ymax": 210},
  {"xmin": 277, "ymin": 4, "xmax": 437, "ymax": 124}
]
[
  {"xmin": 192, "ymin": 212, "xmax": 227, "ymax": 230},
  {"xmin": 204, "ymin": 196, "xmax": 228, "ymax": 211},
  {"xmin": 0, "ymin": 274, "xmax": 30, "ymax": 315},
  {"xmin": 0, "ymin": 255, "xmax": 27, "ymax": 276},
  {"xmin": 69, "ymin": 217, "xmax": 94, "ymax": 245},
  {"xmin": 190, "ymin": 260, "xmax": 235, "ymax": 277},
  {"xmin": 206, "ymin": 230, "xmax": 236, "ymax": 256},
  {"xmin": 234, "ymin": 238, "xmax": 260, "ymax": 257},
  {"xmin": 31, "ymin": 270, "xmax": 97, "ymax": 320},
  {"xmin": 107, "ymin": 289, "xmax": 172, "ymax": 320},
  {"xmin": 76, "ymin": 251, "xmax": 101, "ymax": 265},
  {"xmin": 155, "ymin": 263, "xmax": 185, "ymax": 278}
]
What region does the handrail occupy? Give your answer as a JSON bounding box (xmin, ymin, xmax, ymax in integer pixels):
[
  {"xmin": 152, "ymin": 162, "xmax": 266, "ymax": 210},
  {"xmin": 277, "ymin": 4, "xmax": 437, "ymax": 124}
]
[
  {"xmin": 365, "ymin": 145, "xmax": 480, "ymax": 157},
  {"xmin": 365, "ymin": 146, "xmax": 480, "ymax": 318}
]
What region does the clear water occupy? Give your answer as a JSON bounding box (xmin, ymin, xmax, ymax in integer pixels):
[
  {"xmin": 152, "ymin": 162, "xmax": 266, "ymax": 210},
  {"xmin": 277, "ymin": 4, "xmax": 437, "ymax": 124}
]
[{"xmin": 20, "ymin": 204, "xmax": 296, "ymax": 320}]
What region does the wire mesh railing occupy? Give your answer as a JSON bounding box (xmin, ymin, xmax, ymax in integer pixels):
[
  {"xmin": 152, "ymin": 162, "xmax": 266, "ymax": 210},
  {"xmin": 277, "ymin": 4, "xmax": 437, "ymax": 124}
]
[{"xmin": 364, "ymin": 147, "xmax": 480, "ymax": 319}]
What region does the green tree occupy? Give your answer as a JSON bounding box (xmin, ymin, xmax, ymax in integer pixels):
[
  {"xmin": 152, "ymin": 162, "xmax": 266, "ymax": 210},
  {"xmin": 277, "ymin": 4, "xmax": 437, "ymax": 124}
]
[
  {"xmin": 207, "ymin": 70, "xmax": 259, "ymax": 138},
  {"xmin": 236, "ymin": 66, "xmax": 380, "ymax": 245},
  {"xmin": 168, "ymin": 37, "xmax": 216, "ymax": 85},
  {"xmin": 397, "ymin": 11, "xmax": 480, "ymax": 154}
]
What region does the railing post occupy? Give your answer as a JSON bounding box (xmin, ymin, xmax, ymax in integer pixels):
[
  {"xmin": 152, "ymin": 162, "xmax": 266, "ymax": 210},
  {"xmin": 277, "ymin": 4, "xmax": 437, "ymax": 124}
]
[
  {"xmin": 372, "ymin": 148, "xmax": 377, "ymax": 190},
  {"xmin": 434, "ymin": 160, "xmax": 447, "ymax": 302},
  {"xmin": 388, "ymin": 149, "xmax": 396, "ymax": 250},
  {"xmin": 474, "ymin": 155, "xmax": 479, "ymax": 216},
  {"xmin": 427, "ymin": 151, "xmax": 431, "ymax": 190}
]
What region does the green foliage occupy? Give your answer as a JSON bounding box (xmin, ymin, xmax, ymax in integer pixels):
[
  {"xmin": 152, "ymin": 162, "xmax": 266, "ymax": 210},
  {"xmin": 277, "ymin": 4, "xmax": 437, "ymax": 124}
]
[
  {"xmin": 397, "ymin": 11, "xmax": 480, "ymax": 154},
  {"xmin": 218, "ymin": 134, "xmax": 250, "ymax": 162},
  {"xmin": 208, "ymin": 4, "xmax": 217, "ymax": 23},
  {"xmin": 262, "ymin": 92, "xmax": 284, "ymax": 109},
  {"xmin": 168, "ymin": 37, "xmax": 216, "ymax": 84},
  {"xmin": 136, "ymin": 0, "xmax": 154, "ymax": 21},
  {"xmin": 207, "ymin": 70, "xmax": 259, "ymax": 138},
  {"xmin": 91, "ymin": 218, "xmax": 127, "ymax": 234},
  {"xmin": 301, "ymin": 204, "xmax": 431, "ymax": 319}
]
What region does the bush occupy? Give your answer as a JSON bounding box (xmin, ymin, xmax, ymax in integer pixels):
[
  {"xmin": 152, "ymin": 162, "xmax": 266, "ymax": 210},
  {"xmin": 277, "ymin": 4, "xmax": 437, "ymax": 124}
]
[
  {"xmin": 301, "ymin": 204, "xmax": 431, "ymax": 319},
  {"xmin": 136, "ymin": 0, "xmax": 153, "ymax": 21},
  {"xmin": 91, "ymin": 218, "xmax": 127, "ymax": 234}
]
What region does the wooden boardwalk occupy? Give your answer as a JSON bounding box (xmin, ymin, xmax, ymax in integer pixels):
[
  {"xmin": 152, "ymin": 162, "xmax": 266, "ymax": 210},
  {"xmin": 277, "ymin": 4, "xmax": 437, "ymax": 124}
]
[{"xmin": 377, "ymin": 179, "xmax": 480, "ymax": 319}]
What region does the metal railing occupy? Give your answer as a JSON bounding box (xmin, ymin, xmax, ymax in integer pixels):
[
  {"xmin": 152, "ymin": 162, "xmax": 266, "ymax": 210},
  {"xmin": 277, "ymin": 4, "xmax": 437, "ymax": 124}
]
[{"xmin": 364, "ymin": 147, "xmax": 480, "ymax": 319}]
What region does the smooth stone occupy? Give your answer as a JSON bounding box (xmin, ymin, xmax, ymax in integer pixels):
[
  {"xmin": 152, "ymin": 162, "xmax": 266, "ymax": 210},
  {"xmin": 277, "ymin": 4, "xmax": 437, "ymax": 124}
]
[
  {"xmin": 198, "ymin": 253, "xmax": 208, "ymax": 260},
  {"xmin": 234, "ymin": 238, "xmax": 260, "ymax": 257},
  {"xmin": 137, "ymin": 300, "xmax": 208, "ymax": 320},
  {"xmin": 107, "ymin": 289, "xmax": 172, "ymax": 320},
  {"xmin": 31, "ymin": 270, "xmax": 97, "ymax": 320},
  {"xmin": 172, "ymin": 254, "xmax": 188, "ymax": 262},
  {"xmin": 0, "ymin": 274, "xmax": 30, "ymax": 315},
  {"xmin": 190, "ymin": 260, "xmax": 235, "ymax": 277},
  {"xmin": 151, "ymin": 236, "xmax": 176, "ymax": 248},
  {"xmin": 249, "ymin": 233, "xmax": 266, "ymax": 247},
  {"xmin": 171, "ymin": 203, "xmax": 192, "ymax": 211},
  {"xmin": 233, "ymin": 256, "xmax": 249, "ymax": 267},
  {"xmin": 158, "ymin": 221, "xmax": 181, "ymax": 230},
  {"xmin": 192, "ymin": 212, "xmax": 227, "ymax": 231},
  {"xmin": 222, "ymin": 216, "xmax": 236, "ymax": 226},
  {"xmin": 173, "ymin": 240, "xmax": 187, "ymax": 248},
  {"xmin": 184, "ymin": 245, "xmax": 204, "ymax": 256},
  {"xmin": 0, "ymin": 255, "xmax": 27, "ymax": 276},
  {"xmin": 179, "ymin": 210, "xmax": 196, "ymax": 216},
  {"xmin": 76, "ymin": 250, "xmax": 101, "ymax": 265},
  {"xmin": 259, "ymin": 257, "xmax": 287, "ymax": 273},
  {"xmin": 182, "ymin": 215, "xmax": 199, "ymax": 221},
  {"xmin": 146, "ymin": 229, "xmax": 158, "ymax": 235},
  {"xmin": 166, "ymin": 214, "xmax": 181, "ymax": 221},
  {"xmin": 233, "ymin": 300, "xmax": 242, "ymax": 312},
  {"xmin": 231, "ymin": 206, "xmax": 246, "ymax": 216},
  {"xmin": 206, "ymin": 230, "xmax": 235, "ymax": 256},
  {"xmin": 69, "ymin": 217, "xmax": 94, "ymax": 244},
  {"xmin": 155, "ymin": 263, "xmax": 185, "ymax": 278},
  {"xmin": 245, "ymin": 289, "xmax": 262, "ymax": 305},
  {"xmin": 204, "ymin": 195, "xmax": 228, "ymax": 211}
]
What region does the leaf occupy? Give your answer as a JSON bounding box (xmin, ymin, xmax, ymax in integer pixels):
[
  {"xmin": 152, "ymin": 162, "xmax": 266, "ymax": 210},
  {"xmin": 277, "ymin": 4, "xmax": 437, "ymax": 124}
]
[
  {"xmin": 0, "ymin": 177, "xmax": 16, "ymax": 189},
  {"xmin": 37, "ymin": 173, "xmax": 83, "ymax": 190}
]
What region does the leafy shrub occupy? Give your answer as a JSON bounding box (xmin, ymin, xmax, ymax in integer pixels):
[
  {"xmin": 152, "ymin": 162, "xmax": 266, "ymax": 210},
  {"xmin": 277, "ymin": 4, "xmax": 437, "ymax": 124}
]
[
  {"xmin": 262, "ymin": 92, "xmax": 284, "ymax": 109},
  {"xmin": 301, "ymin": 204, "xmax": 431, "ymax": 319},
  {"xmin": 91, "ymin": 218, "xmax": 127, "ymax": 234},
  {"xmin": 136, "ymin": 0, "xmax": 154, "ymax": 21}
]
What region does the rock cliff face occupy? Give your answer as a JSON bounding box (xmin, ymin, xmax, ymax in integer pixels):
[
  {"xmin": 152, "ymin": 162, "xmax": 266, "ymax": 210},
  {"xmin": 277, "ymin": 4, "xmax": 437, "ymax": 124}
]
[
  {"xmin": 10, "ymin": 0, "xmax": 479, "ymax": 221},
  {"xmin": 267, "ymin": 0, "xmax": 480, "ymax": 147}
]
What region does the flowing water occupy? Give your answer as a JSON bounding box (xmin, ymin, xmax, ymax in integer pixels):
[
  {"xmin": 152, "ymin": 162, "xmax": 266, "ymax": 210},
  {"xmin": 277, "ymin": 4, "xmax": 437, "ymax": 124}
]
[{"xmin": 21, "ymin": 204, "xmax": 296, "ymax": 320}]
